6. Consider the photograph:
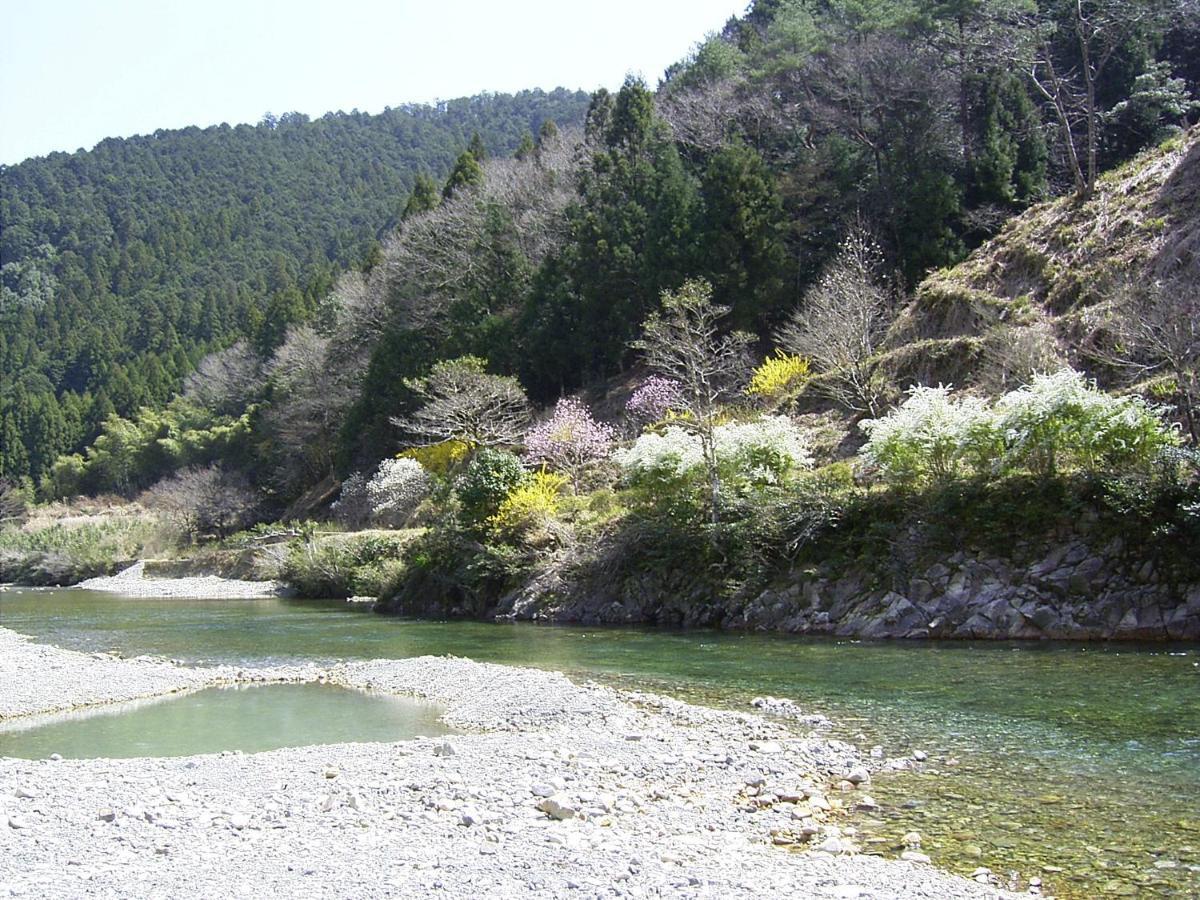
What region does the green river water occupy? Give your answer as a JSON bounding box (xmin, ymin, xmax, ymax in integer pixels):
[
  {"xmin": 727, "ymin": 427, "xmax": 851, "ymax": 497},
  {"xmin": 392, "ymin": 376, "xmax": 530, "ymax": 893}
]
[{"xmin": 0, "ymin": 587, "xmax": 1197, "ymax": 897}]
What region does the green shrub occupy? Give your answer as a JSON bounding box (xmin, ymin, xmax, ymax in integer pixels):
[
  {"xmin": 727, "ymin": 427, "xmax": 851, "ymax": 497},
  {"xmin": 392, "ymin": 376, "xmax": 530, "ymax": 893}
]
[
  {"xmin": 454, "ymin": 449, "xmax": 528, "ymax": 531},
  {"xmin": 280, "ymin": 532, "xmax": 415, "ymax": 598}
]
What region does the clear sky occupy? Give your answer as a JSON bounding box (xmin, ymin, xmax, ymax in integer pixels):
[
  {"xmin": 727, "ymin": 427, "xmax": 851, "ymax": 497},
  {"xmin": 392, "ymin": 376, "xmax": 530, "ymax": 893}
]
[{"xmin": 0, "ymin": 0, "xmax": 747, "ymax": 165}]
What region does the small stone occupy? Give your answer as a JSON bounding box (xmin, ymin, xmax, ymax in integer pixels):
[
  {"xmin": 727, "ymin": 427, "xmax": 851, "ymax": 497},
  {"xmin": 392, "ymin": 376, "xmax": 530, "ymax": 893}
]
[
  {"xmin": 808, "ymin": 794, "xmax": 831, "ymax": 812},
  {"xmin": 229, "ymin": 814, "xmax": 250, "ymax": 830},
  {"xmin": 323, "ymin": 767, "xmax": 339, "ymax": 779},
  {"xmin": 902, "ymin": 831, "xmax": 922, "ymax": 847},
  {"xmin": 13, "ymin": 787, "xmax": 37, "ymax": 800},
  {"xmin": 912, "ymin": 750, "xmax": 928, "ymax": 762},
  {"xmin": 530, "ymin": 783, "xmax": 556, "ymax": 798},
  {"xmin": 97, "ymin": 809, "xmax": 116, "ymax": 822},
  {"xmin": 623, "ymin": 733, "xmax": 644, "ymax": 742},
  {"xmin": 901, "ymin": 851, "xmax": 931, "ymax": 864},
  {"xmin": 815, "ymin": 836, "xmax": 847, "ymax": 854},
  {"xmin": 459, "ymin": 807, "xmax": 482, "ymax": 827},
  {"xmin": 7, "ymin": 816, "xmax": 28, "ymax": 829},
  {"xmin": 432, "ymin": 741, "xmax": 456, "ymax": 757},
  {"xmin": 856, "ymin": 796, "xmax": 878, "ymax": 810},
  {"xmin": 537, "ymin": 794, "xmax": 577, "ymax": 821},
  {"xmin": 846, "ymin": 766, "xmax": 870, "ymax": 785},
  {"xmin": 48, "ymin": 754, "xmax": 62, "ymax": 761}
]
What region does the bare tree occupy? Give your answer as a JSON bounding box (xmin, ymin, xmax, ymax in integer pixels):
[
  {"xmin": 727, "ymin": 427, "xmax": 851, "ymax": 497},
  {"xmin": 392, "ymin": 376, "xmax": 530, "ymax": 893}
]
[
  {"xmin": 980, "ymin": 322, "xmax": 1066, "ymax": 393},
  {"xmin": 264, "ymin": 326, "xmax": 358, "ymax": 487},
  {"xmin": 1100, "ymin": 278, "xmax": 1200, "ymax": 441},
  {"xmin": 1029, "ymin": 0, "xmax": 1174, "ymax": 199},
  {"xmin": 392, "ymin": 356, "xmax": 530, "ymax": 449},
  {"xmin": 775, "ymin": 226, "xmax": 897, "ymax": 416},
  {"xmin": 376, "ymin": 133, "xmax": 580, "ymax": 334},
  {"xmin": 183, "ymin": 341, "xmax": 263, "ymax": 415},
  {"xmin": 657, "ymin": 78, "xmax": 783, "ymax": 155},
  {"xmin": 632, "ymin": 278, "xmax": 753, "ymax": 525},
  {"xmin": 324, "ymin": 270, "xmax": 386, "ymax": 350},
  {"xmin": 143, "ymin": 465, "xmax": 258, "ymax": 539}
]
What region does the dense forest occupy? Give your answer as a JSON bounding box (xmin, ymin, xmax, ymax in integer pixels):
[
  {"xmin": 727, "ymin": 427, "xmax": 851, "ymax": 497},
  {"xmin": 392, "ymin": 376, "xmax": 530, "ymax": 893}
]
[
  {"xmin": 0, "ymin": 89, "xmax": 590, "ymax": 482},
  {"xmin": 2, "ymin": 0, "xmax": 1198, "ymax": 506}
]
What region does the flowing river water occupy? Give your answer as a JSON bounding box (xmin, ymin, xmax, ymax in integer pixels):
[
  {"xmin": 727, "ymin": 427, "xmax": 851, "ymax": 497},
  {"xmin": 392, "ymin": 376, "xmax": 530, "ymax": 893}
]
[{"xmin": 0, "ymin": 588, "xmax": 1196, "ymax": 897}]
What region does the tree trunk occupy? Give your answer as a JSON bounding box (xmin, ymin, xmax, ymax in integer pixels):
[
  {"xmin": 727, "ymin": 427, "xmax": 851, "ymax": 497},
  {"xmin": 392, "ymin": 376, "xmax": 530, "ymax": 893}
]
[
  {"xmin": 1076, "ymin": 1, "xmax": 1097, "ymax": 199},
  {"xmin": 958, "ymin": 17, "xmax": 973, "ymax": 176}
]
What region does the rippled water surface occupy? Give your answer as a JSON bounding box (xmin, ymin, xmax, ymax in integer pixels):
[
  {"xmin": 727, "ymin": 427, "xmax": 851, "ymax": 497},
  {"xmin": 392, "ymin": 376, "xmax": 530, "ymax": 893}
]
[{"xmin": 1, "ymin": 588, "xmax": 1197, "ymax": 896}]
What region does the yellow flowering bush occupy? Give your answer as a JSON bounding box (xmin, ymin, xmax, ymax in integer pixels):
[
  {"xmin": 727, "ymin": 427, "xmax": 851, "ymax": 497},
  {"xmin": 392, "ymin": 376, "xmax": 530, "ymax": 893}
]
[
  {"xmin": 488, "ymin": 471, "xmax": 568, "ymax": 536},
  {"xmin": 746, "ymin": 353, "xmax": 810, "ymax": 400},
  {"xmin": 398, "ymin": 439, "xmax": 472, "ymax": 476}
]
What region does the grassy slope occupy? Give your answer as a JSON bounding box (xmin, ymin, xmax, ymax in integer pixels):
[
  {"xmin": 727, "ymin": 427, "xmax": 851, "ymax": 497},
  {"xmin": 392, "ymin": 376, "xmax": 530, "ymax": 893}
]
[{"xmin": 884, "ymin": 128, "xmax": 1200, "ymax": 391}]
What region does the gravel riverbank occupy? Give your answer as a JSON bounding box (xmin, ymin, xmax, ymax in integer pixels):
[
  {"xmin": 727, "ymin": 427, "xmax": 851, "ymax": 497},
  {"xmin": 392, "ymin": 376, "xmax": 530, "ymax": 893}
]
[
  {"xmin": 0, "ymin": 630, "xmax": 1016, "ymax": 898},
  {"xmin": 75, "ymin": 562, "xmax": 284, "ymax": 599}
]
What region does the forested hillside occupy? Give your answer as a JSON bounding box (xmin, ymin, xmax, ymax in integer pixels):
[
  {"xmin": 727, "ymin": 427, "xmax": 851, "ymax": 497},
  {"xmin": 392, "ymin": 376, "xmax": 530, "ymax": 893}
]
[
  {"xmin": 0, "ymin": 89, "xmax": 589, "ymax": 481},
  {"xmin": 4, "ymin": 0, "xmax": 1198, "ymax": 504}
]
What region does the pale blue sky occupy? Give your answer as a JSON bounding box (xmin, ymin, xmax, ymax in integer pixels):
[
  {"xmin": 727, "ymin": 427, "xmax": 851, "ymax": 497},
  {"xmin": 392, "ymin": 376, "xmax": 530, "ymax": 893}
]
[{"xmin": 0, "ymin": 0, "xmax": 747, "ymax": 165}]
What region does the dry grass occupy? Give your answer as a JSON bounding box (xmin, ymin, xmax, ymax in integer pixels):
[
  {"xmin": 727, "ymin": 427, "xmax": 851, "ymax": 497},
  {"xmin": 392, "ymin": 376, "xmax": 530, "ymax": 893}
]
[{"xmin": 896, "ymin": 129, "xmax": 1199, "ymax": 391}]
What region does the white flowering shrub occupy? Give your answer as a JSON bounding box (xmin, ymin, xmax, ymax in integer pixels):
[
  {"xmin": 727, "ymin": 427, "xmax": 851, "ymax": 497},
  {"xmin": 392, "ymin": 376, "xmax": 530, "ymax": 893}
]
[
  {"xmin": 613, "ymin": 427, "xmax": 704, "ymax": 480},
  {"xmin": 366, "ymin": 458, "xmax": 433, "ymax": 526},
  {"xmin": 615, "ymin": 417, "xmax": 812, "ymax": 488},
  {"xmin": 860, "ymin": 370, "xmax": 1178, "ymax": 486},
  {"xmin": 713, "ymin": 416, "xmax": 813, "ymax": 486},
  {"xmin": 331, "ymin": 472, "xmax": 371, "ymax": 527},
  {"xmin": 859, "ymin": 385, "xmax": 997, "ymax": 485},
  {"xmin": 994, "ymin": 369, "xmax": 1177, "ymax": 476}
]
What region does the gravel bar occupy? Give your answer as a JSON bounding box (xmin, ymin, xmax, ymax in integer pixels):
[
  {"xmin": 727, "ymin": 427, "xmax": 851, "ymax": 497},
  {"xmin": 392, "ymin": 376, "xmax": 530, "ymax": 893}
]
[
  {"xmin": 76, "ymin": 562, "xmax": 284, "ymax": 599},
  {"xmin": 0, "ymin": 630, "xmax": 1015, "ymax": 898}
]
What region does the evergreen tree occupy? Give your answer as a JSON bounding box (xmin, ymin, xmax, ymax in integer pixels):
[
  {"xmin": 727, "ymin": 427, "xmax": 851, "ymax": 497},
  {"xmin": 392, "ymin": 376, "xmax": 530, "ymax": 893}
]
[
  {"xmin": 697, "ymin": 140, "xmax": 789, "ymax": 328},
  {"xmin": 529, "ymin": 79, "xmax": 699, "ymax": 384},
  {"xmin": 442, "ymin": 149, "xmax": 485, "ymax": 199}
]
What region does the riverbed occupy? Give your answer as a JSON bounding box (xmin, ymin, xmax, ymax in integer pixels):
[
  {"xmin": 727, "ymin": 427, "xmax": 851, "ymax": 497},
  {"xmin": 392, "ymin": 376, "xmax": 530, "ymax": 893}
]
[{"xmin": 1, "ymin": 587, "xmax": 1197, "ymax": 897}]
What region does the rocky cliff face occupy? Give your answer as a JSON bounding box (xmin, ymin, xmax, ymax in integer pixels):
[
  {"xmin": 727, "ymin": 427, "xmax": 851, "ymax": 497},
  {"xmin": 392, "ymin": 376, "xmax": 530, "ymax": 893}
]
[{"xmin": 487, "ymin": 529, "xmax": 1199, "ymax": 641}]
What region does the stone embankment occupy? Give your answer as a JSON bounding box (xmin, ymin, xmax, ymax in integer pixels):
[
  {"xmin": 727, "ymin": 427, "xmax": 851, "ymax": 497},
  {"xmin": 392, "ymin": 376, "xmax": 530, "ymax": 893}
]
[
  {"xmin": 729, "ymin": 537, "xmax": 1200, "ymax": 640},
  {"xmin": 496, "ymin": 533, "xmax": 1200, "ymax": 640},
  {"xmin": 0, "ymin": 629, "xmax": 1016, "ymax": 898}
]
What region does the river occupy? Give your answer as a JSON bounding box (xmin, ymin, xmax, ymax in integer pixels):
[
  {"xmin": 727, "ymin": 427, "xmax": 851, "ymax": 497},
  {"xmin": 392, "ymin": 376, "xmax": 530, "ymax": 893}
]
[{"xmin": 1, "ymin": 587, "xmax": 1196, "ymax": 897}]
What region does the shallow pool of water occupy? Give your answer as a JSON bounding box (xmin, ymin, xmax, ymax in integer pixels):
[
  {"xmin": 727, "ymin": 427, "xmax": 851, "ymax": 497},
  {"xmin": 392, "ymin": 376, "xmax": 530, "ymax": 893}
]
[
  {"xmin": 0, "ymin": 682, "xmax": 450, "ymax": 759},
  {"xmin": 1, "ymin": 587, "xmax": 1197, "ymax": 896}
]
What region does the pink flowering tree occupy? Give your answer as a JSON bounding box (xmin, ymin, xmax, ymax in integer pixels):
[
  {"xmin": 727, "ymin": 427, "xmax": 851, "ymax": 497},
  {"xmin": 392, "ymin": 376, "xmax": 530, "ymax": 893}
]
[
  {"xmin": 625, "ymin": 376, "xmax": 683, "ymax": 424},
  {"xmin": 524, "ymin": 397, "xmax": 616, "ymax": 490}
]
